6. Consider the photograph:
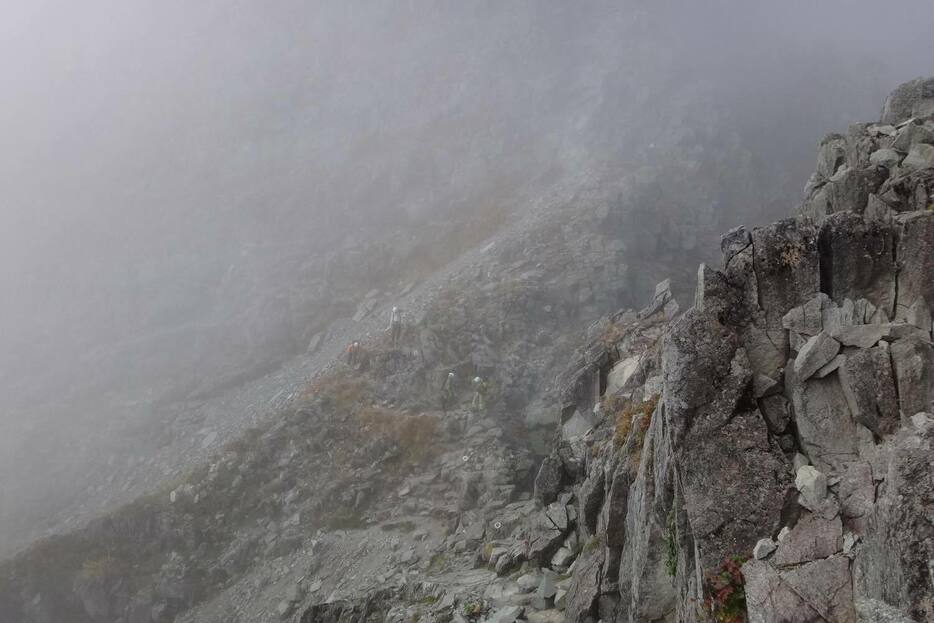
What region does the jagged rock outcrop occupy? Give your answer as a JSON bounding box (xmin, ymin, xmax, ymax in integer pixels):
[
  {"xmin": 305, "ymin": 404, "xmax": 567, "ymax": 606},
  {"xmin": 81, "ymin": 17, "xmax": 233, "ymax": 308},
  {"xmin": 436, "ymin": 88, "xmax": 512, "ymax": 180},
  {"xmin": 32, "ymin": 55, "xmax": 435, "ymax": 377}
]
[
  {"xmin": 545, "ymin": 77, "xmax": 934, "ymax": 623},
  {"xmin": 881, "ymin": 77, "xmax": 934, "ymax": 125}
]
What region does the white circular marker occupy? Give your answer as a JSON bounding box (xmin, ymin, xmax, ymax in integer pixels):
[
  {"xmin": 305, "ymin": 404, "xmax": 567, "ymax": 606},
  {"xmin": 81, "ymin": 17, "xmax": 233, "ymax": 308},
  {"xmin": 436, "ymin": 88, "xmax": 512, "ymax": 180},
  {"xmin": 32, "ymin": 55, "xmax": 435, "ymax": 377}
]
[{"xmin": 494, "ymin": 521, "xmax": 502, "ymax": 530}]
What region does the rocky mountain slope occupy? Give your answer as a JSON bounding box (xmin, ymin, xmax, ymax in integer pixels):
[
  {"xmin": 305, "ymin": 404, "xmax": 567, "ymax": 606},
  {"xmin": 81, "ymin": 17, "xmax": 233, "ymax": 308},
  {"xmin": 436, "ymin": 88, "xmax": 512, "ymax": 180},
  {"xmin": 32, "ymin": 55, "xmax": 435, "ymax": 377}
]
[
  {"xmin": 0, "ymin": 175, "xmax": 676, "ymax": 622},
  {"xmin": 0, "ymin": 72, "xmax": 931, "ymax": 623},
  {"xmin": 4, "ymin": 0, "xmax": 916, "ymax": 558}
]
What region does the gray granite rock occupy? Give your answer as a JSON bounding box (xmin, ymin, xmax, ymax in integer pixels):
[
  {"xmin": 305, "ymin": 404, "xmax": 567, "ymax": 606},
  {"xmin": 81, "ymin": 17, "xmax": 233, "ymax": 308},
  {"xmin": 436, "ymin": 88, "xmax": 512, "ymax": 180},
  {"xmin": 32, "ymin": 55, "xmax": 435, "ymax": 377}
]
[
  {"xmin": 794, "ymin": 332, "xmax": 841, "ymax": 381},
  {"xmin": 795, "ymin": 465, "xmax": 828, "ymax": 510},
  {"xmin": 890, "ymin": 337, "xmax": 934, "ymax": 419},
  {"xmin": 772, "ymin": 511, "xmax": 842, "ymax": 566},
  {"xmin": 838, "ymin": 346, "xmax": 899, "ymax": 435},
  {"xmin": 787, "ymin": 367, "xmax": 858, "ymax": 472}
]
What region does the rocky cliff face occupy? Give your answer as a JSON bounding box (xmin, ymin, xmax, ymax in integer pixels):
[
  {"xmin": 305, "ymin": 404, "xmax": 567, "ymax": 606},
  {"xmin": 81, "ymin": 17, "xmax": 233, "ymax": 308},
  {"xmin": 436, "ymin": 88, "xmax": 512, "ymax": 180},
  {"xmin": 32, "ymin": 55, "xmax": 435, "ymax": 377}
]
[{"xmin": 539, "ymin": 77, "xmax": 934, "ymax": 623}]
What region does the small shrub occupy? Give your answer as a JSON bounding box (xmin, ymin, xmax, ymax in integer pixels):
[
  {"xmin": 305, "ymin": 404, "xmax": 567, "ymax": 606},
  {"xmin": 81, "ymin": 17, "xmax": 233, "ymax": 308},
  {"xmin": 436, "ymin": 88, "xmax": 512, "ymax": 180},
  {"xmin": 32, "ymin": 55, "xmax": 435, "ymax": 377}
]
[
  {"xmin": 779, "ymin": 242, "xmax": 803, "ymax": 267},
  {"xmin": 609, "ymin": 394, "xmax": 659, "ymax": 448},
  {"xmin": 704, "ymin": 555, "xmax": 750, "ymax": 623},
  {"xmin": 627, "ymin": 395, "xmax": 658, "ymax": 471},
  {"xmin": 603, "ymin": 396, "xmax": 631, "ymax": 447},
  {"xmin": 304, "ymin": 375, "xmax": 368, "ymax": 413},
  {"xmin": 481, "ymin": 542, "xmax": 495, "ymax": 563},
  {"xmin": 428, "ymin": 552, "xmax": 447, "ymax": 571},
  {"xmin": 415, "ymin": 595, "xmax": 439, "ymax": 605},
  {"xmin": 78, "ymin": 556, "xmax": 118, "ymax": 581},
  {"xmin": 326, "ymin": 511, "xmax": 367, "ymax": 531},
  {"xmin": 583, "ymin": 535, "xmax": 602, "ymax": 553},
  {"xmin": 463, "ymin": 599, "xmax": 485, "ymax": 618},
  {"xmin": 222, "ymin": 427, "xmax": 263, "ymax": 455},
  {"xmin": 357, "ymin": 407, "xmax": 440, "ymax": 467},
  {"xmin": 599, "ymin": 322, "xmax": 626, "ymax": 348},
  {"xmin": 664, "ymin": 508, "xmax": 677, "ymax": 577}
]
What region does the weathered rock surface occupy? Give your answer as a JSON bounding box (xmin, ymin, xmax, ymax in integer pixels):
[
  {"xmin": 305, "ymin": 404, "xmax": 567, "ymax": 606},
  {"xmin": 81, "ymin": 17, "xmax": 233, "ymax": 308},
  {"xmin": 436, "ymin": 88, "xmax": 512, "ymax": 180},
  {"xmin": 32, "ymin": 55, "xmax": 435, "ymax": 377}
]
[
  {"xmin": 744, "ymin": 556, "xmax": 855, "ymax": 623},
  {"xmin": 838, "ymin": 346, "xmax": 899, "ymax": 434},
  {"xmin": 881, "ymin": 76, "xmax": 934, "ymax": 124},
  {"xmin": 795, "ymin": 465, "xmax": 828, "ymax": 510},
  {"xmin": 794, "ymin": 332, "xmax": 841, "ymax": 381},
  {"xmin": 538, "ymin": 77, "xmax": 934, "ymax": 623},
  {"xmin": 772, "ymin": 510, "xmax": 842, "ymax": 566},
  {"xmin": 890, "ymin": 337, "xmax": 934, "ymax": 419}
]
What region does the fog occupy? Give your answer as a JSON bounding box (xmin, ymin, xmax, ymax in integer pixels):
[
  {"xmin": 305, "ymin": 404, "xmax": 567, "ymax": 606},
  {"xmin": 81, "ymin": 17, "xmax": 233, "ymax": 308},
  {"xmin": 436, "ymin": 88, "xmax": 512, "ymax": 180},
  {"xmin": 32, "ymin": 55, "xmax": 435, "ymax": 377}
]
[{"xmin": 1, "ymin": 0, "xmax": 932, "ymax": 553}]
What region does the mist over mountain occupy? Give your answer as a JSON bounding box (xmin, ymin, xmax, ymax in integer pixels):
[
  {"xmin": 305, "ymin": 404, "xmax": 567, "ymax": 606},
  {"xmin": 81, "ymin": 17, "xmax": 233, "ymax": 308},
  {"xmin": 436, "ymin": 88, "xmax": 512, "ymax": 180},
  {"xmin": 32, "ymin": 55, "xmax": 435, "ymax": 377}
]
[
  {"xmin": 0, "ymin": 0, "xmax": 932, "ymax": 590},
  {"xmin": 1, "ymin": 0, "xmax": 928, "ymax": 379}
]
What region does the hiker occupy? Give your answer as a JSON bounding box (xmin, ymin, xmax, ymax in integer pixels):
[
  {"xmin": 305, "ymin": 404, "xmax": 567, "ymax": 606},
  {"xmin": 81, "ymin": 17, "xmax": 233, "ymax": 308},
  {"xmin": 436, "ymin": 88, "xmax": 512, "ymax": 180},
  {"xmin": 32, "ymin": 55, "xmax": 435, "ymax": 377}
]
[
  {"xmin": 388, "ymin": 306, "xmax": 403, "ymax": 346},
  {"xmin": 346, "ymin": 341, "xmax": 356, "ymax": 366},
  {"xmin": 471, "ymin": 375, "xmax": 488, "ymax": 416},
  {"xmin": 441, "ymin": 371, "xmax": 456, "ymax": 414}
]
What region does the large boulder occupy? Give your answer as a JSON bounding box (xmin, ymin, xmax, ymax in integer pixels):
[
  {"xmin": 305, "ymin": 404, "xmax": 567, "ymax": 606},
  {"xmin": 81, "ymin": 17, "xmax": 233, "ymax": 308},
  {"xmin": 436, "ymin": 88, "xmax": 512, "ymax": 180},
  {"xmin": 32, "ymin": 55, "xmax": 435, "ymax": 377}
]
[
  {"xmin": 743, "ymin": 556, "xmax": 855, "ymax": 623},
  {"xmin": 527, "ymin": 503, "xmax": 571, "ymax": 564},
  {"xmin": 853, "ymin": 419, "xmax": 934, "ymax": 621},
  {"xmin": 577, "ymin": 469, "xmax": 605, "ymax": 536},
  {"xmin": 772, "ymin": 510, "xmax": 842, "ymax": 566},
  {"xmin": 889, "ymin": 337, "xmax": 934, "ymax": 418},
  {"xmin": 793, "ymin": 332, "xmax": 840, "ymax": 381},
  {"xmin": 891, "ymin": 122, "xmax": 934, "ymax": 152},
  {"xmin": 817, "ymin": 212, "xmax": 896, "ymax": 318},
  {"xmin": 880, "ymin": 76, "xmax": 934, "ymax": 124},
  {"xmin": 901, "ymin": 143, "xmax": 934, "ymax": 170},
  {"xmin": 563, "ymin": 550, "xmax": 603, "ymax": 623},
  {"xmin": 795, "ymin": 465, "xmax": 828, "ymax": 510},
  {"xmin": 73, "ymin": 569, "xmax": 130, "ymax": 623},
  {"xmin": 828, "ymin": 167, "xmax": 887, "ymax": 218},
  {"xmin": 868, "ymin": 148, "xmax": 902, "ymax": 168},
  {"xmin": 786, "ymin": 366, "xmax": 859, "ymax": 473},
  {"xmin": 720, "ymin": 225, "xmax": 760, "ymax": 315},
  {"xmin": 662, "ymin": 309, "xmax": 739, "ymax": 448},
  {"xmin": 533, "ymin": 454, "xmax": 564, "ymax": 506},
  {"xmin": 894, "ymin": 212, "xmax": 934, "ymax": 323},
  {"xmin": 605, "ymin": 355, "xmax": 642, "ymax": 395},
  {"xmin": 782, "ymin": 293, "xmax": 831, "ymax": 338},
  {"xmin": 838, "ymin": 346, "xmax": 899, "ymax": 434},
  {"xmin": 740, "ymin": 319, "xmax": 789, "ymax": 386},
  {"xmin": 675, "ymin": 348, "xmax": 789, "ymax": 571},
  {"xmin": 750, "ymin": 219, "xmax": 820, "ymax": 328},
  {"xmin": 831, "ymin": 325, "xmax": 889, "ymax": 349},
  {"xmin": 816, "ymin": 134, "xmax": 847, "ymax": 179},
  {"xmin": 855, "ymin": 599, "xmax": 917, "ymax": 623},
  {"xmin": 837, "ymin": 460, "xmax": 875, "ymax": 533}
]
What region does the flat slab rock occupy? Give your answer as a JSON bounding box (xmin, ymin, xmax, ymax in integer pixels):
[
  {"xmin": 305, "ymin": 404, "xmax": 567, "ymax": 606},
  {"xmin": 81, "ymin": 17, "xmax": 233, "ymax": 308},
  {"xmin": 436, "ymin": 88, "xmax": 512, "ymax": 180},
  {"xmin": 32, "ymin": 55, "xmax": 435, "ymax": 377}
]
[
  {"xmin": 772, "ymin": 511, "xmax": 842, "ymax": 566},
  {"xmin": 794, "ymin": 332, "xmax": 840, "ymax": 381},
  {"xmin": 787, "ymin": 369, "xmax": 859, "ymax": 473},
  {"xmin": 743, "ymin": 556, "xmax": 855, "ymax": 623},
  {"xmin": 830, "ymin": 324, "xmax": 889, "ymax": 348}
]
